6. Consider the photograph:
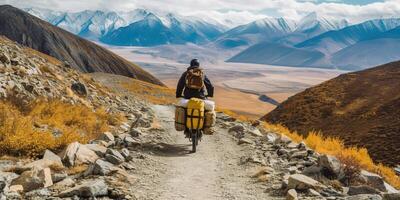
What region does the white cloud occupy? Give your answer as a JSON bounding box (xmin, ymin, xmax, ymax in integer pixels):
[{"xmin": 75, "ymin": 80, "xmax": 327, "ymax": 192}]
[{"xmin": 1, "ymin": 0, "xmax": 400, "ymax": 26}]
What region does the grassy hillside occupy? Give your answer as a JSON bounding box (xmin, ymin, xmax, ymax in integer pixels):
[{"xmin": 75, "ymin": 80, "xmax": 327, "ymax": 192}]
[{"xmin": 263, "ymin": 60, "xmax": 400, "ymax": 166}]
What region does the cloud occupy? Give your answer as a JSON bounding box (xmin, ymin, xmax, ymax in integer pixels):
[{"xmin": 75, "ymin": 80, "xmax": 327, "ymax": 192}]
[{"xmin": 0, "ymin": 0, "xmax": 399, "ymax": 26}]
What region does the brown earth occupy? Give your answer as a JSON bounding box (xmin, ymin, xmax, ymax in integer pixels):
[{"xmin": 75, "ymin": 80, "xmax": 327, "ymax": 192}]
[
  {"xmin": 263, "ymin": 61, "xmax": 400, "ymax": 166},
  {"xmin": 0, "ymin": 5, "xmax": 163, "ymax": 85}
]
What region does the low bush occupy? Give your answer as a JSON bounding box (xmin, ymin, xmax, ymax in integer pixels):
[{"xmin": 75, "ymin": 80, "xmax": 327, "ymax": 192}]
[{"xmin": 0, "ymin": 98, "xmax": 125, "ymax": 157}]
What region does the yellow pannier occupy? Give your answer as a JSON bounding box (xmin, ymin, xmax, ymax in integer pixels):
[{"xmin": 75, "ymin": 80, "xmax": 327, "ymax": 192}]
[{"xmin": 186, "ymin": 98, "xmax": 205, "ymax": 130}]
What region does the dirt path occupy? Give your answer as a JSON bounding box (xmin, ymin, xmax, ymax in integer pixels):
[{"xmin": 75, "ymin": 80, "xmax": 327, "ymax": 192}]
[{"xmin": 130, "ymin": 105, "xmax": 278, "ymax": 200}]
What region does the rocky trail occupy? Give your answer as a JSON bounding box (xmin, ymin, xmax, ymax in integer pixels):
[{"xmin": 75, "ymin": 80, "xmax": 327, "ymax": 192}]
[{"xmin": 130, "ymin": 105, "xmax": 273, "ymax": 200}]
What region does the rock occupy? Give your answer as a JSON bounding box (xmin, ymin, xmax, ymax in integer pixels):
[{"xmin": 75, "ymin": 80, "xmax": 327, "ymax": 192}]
[
  {"xmin": 277, "ymin": 149, "xmax": 290, "ymax": 156},
  {"xmin": 263, "ymin": 133, "xmax": 278, "ymax": 143},
  {"xmin": 105, "ymin": 154, "xmax": 124, "ymax": 165},
  {"xmin": 345, "ymin": 194, "xmax": 382, "ymax": 200},
  {"xmin": 129, "ymin": 128, "xmax": 142, "ymax": 137},
  {"xmin": 52, "ymin": 177, "xmax": 75, "ymax": 191},
  {"xmin": 383, "ymin": 193, "xmax": 400, "ymax": 200},
  {"xmin": 348, "ymin": 185, "xmax": 380, "ymax": 196},
  {"xmin": 71, "ymin": 82, "xmax": 87, "ymax": 96},
  {"xmin": 120, "ymin": 148, "xmax": 130, "ymax": 159},
  {"xmin": 287, "ymin": 174, "xmax": 326, "ymax": 191},
  {"xmin": 60, "ymin": 142, "xmax": 99, "ymax": 167},
  {"xmin": 105, "ymin": 149, "xmax": 125, "ymax": 165},
  {"xmin": 360, "ymin": 170, "xmax": 391, "ymax": 192},
  {"xmin": 229, "ymin": 125, "xmax": 245, "ymax": 134},
  {"xmin": 99, "ymin": 132, "xmax": 114, "ymax": 142},
  {"xmin": 0, "ymin": 181, "xmax": 5, "ymax": 193},
  {"xmin": 290, "ymin": 151, "xmax": 308, "ymax": 159},
  {"xmin": 85, "ymin": 144, "xmax": 107, "ymax": 157},
  {"xmin": 25, "ymin": 188, "xmax": 51, "ymax": 198},
  {"xmin": 308, "ymin": 188, "xmax": 322, "ymax": 196},
  {"xmin": 8, "ymin": 185, "xmax": 23, "ymax": 193},
  {"xmin": 248, "ymin": 128, "xmax": 263, "ymax": 137},
  {"xmin": 52, "ymin": 173, "xmax": 68, "ymax": 183},
  {"xmin": 276, "ymin": 135, "xmax": 292, "ymax": 145},
  {"xmin": 287, "ymin": 142, "xmax": 299, "ymax": 149},
  {"xmin": 131, "ymin": 118, "xmax": 151, "ymax": 128},
  {"xmin": 298, "ymin": 142, "xmax": 307, "ymax": 150},
  {"xmin": 0, "ymin": 52, "xmax": 10, "ymax": 64},
  {"xmin": 318, "ymin": 154, "xmax": 342, "ymax": 178},
  {"xmin": 10, "ymin": 168, "xmax": 53, "ymax": 192},
  {"xmin": 90, "ymin": 159, "xmax": 116, "ymax": 176},
  {"xmin": 58, "ymin": 179, "xmax": 108, "ymax": 198},
  {"xmin": 287, "ymin": 189, "xmax": 298, "ymax": 200},
  {"xmin": 238, "ymin": 138, "xmax": 253, "ymax": 145},
  {"xmin": 302, "ymin": 165, "xmax": 323, "ymax": 179},
  {"xmin": 43, "ymin": 150, "xmax": 63, "ymax": 166}
]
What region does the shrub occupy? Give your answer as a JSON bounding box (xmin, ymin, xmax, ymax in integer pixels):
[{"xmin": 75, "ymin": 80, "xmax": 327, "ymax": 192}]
[
  {"xmin": 262, "ymin": 122, "xmax": 400, "ymax": 189},
  {"xmin": 0, "ymin": 98, "xmax": 124, "ymax": 157}
]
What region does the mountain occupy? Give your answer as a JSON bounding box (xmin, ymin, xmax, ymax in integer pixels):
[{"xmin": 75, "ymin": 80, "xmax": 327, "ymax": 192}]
[
  {"xmin": 0, "ymin": 5, "xmax": 163, "ymax": 85},
  {"xmin": 227, "ymin": 42, "xmax": 331, "ymax": 68},
  {"xmin": 25, "ymin": 7, "xmax": 225, "ymax": 46},
  {"xmin": 296, "ymin": 18, "xmax": 400, "ymax": 54},
  {"xmin": 214, "ymin": 17, "xmax": 297, "ymax": 49},
  {"xmin": 102, "ymin": 13, "xmax": 224, "ymax": 46},
  {"xmin": 262, "ymin": 61, "xmax": 400, "ymax": 166},
  {"xmin": 281, "ymin": 12, "xmax": 349, "ymax": 45}
]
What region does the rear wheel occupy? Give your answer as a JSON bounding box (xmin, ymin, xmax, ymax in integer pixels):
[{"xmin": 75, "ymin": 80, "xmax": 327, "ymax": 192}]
[{"xmin": 191, "ymin": 132, "xmax": 197, "ymax": 153}]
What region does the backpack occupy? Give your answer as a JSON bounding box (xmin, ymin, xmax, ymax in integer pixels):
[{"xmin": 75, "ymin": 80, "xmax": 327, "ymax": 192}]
[{"xmin": 185, "ymin": 68, "xmax": 205, "ymax": 90}]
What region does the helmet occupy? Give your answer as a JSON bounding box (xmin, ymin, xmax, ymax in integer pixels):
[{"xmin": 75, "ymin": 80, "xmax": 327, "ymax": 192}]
[{"xmin": 190, "ymin": 59, "xmax": 200, "ymax": 67}]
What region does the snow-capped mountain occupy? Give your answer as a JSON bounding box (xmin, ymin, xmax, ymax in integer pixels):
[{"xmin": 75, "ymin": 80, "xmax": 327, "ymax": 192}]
[
  {"xmin": 296, "ymin": 18, "xmax": 400, "ymax": 54},
  {"xmin": 214, "ymin": 17, "xmax": 297, "ymax": 48},
  {"xmin": 25, "ymin": 7, "xmax": 226, "ymax": 45}
]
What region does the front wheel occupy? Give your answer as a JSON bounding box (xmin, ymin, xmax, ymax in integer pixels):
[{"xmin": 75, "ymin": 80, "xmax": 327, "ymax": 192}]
[{"xmin": 192, "ymin": 132, "xmax": 197, "ymax": 153}]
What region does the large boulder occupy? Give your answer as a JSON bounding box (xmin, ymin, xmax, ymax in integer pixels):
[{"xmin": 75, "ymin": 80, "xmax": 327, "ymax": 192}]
[
  {"xmin": 85, "ymin": 144, "xmax": 107, "ymax": 157},
  {"xmin": 360, "ymin": 170, "xmax": 393, "ymax": 192},
  {"xmin": 60, "ymin": 142, "xmax": 99, "ymax": 167},
  {"xmin": 348, "ymin": 185, "xmax": 380, "ymax": 196},
  {"xmin": 318, "ymin": 154, "xmax": 342, "ymax": 178},
  {"xmin": 86, "ymin": 159, "xmax": 117, "ymax": 176},
  {"xmin": 10, "ymin": 168, "xmax": 53, "ymax": 192},
  {"xmin": 22, "ymin": 150, "xmax": 64, "ymax": 171},
  {"xmin": 287, "ymin": 174, "xmax": 326, "ymax": 191},
  {"xmin": 105, "ymin": 149, "xmax": 125, "ymax": 165},
  {"xmin": 58, "ymin": 179, "xmax": 108, "ymax": 198}
]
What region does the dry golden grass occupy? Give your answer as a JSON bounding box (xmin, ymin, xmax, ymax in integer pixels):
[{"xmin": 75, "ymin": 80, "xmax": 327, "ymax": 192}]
[
  {"xmin": 262, "ymin": 122, "xmax": 400, "ymax": 189},
  {"xmin": 66, "ymin": 164, "xmax": 88, "ymax": 175},
  {"xmin": 121, "ymin": 79, "xmax": 175, "ymax": 105},
  {"xmin": 0, "ymin": 98, "xmax": 125, "ymax": 157}
]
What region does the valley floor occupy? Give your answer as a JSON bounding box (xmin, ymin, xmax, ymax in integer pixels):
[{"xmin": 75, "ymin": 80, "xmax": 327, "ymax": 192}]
[{"xmin": 105, "ymin": 45, "xmax": 344, "ymax": 118}]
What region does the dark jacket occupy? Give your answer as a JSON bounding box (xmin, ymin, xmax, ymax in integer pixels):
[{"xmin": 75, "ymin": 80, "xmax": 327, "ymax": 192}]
[{"xmin": 176, "ymin": 66, "xmax": 214, "ymax": 99}]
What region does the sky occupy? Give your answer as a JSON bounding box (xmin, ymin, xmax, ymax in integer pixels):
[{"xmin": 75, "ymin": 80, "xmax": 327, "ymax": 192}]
[{"xmin": 1, "ymin": 0, "xmax": 400, "ymax": 26}]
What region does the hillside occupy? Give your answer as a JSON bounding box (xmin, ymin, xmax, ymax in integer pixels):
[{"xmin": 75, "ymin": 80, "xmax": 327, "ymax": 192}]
[
  {"xmin": 263, "ymin": 61, "xmax": 400, "ymax": 166},
  {"xmin": 0, "ymin": 5, "xmax": 163, "ymax": 85}
]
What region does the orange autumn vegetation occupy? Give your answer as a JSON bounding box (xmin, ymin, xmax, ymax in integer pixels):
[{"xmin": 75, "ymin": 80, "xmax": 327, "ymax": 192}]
[
  {"xmin": 121, "ymin": 79, "xmax": 175, "ymax": 105},
  {"xmin": 263, "ymin": 123, "xmax": 400, "ymax": 189},
  {"xmin": 0, "ymin": 98, "xmax": 125, "ymax": 157}
]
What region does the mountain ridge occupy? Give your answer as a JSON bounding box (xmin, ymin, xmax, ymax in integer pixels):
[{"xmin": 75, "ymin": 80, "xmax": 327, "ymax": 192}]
[{"xmin": 0, "ymin": 5, "xmax": 163, "ymax": 85}]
